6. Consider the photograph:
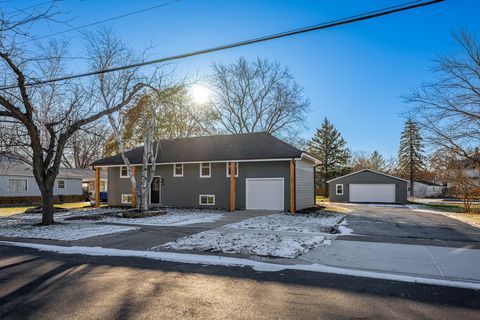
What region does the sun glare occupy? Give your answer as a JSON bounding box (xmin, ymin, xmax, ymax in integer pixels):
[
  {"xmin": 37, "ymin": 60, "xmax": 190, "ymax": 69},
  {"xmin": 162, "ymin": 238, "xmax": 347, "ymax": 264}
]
[{"xmin": 190, "ymin": 84, "xmax": 211, "ymax": 104}]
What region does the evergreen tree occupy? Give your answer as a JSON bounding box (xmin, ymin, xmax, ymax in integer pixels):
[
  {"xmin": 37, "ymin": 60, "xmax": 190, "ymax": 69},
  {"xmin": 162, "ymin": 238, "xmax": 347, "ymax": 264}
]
[
  {"xmin": 398, "ymin": 119, "xmax": 424, "ymax": 197},
  {"xmin": 307, "ymin": 118, "xmax": 350, "ymax": 192},
  {"xmin": 369, "ymin": 150, "xmax": 386, "ymax": 171}
]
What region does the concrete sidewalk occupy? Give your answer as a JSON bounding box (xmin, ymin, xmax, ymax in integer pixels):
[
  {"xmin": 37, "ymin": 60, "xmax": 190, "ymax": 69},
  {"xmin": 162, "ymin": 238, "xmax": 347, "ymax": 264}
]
[{"xmin": 300, "ymin": 239, "xmax": 480, "ymax": 283}]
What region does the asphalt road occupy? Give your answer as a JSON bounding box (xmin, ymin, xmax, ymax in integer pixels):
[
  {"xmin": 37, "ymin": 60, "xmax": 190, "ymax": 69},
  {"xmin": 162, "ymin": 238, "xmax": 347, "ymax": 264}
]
[
  {"xmin": 338, "ymin": 204, "xmax": 480, "ymax": 248},
  {"xmin": 0, "ymin": 245, "xmax": 479, "ymax": 320}
]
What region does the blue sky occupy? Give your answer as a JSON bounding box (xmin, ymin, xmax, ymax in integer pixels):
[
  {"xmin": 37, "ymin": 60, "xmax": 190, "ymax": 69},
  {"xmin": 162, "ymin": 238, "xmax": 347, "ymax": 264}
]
[{"xmin": 3, "ymin": 0, "xmax": 479, "ymax": 157}]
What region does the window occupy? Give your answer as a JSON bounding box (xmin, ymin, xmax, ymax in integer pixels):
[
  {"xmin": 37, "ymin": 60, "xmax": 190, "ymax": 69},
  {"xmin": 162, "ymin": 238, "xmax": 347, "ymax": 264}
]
[
  {"xmin": 7, "ymin": 178, "xmax": 27, "ymax": 192},
  {"xmin": 336, "ymin": 184, "xmax": 344, "ymax": 195},
  {"xmin": 199, "ymin": 194, "xmax": 215, "ymax": 205},
  {"xmin": 121, "ymin": 194, "xmax": 132, "ymax": 204},
  {"xmin": 100, "ymin": 181, "xmax": 107, "ymax": 192},
  {"xmin": 226, "ymin": 162, "xmax": 239, "ymax": 177},
  {"xmin": 120, "ymin": 166, "xmax": 128, "ymax": 178},
  {"xmin": 200, "ymin": 162, "xmax": 211, "ymax": 178},
  {"xmin": 173, "ymin": 163, "xmax": 183, "ymax": 177},
  {"xmin": 57, "ymin": 180, "xmax": 65, "ymax": 189}
]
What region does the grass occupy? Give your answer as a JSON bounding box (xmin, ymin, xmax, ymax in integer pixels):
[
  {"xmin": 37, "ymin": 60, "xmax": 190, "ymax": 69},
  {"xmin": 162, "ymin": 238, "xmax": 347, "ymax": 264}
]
[
  {"xmin": 0, "ymin": 201, "xmax": 94, "ymax": 217},
  {"xmin": 408, "ymin": 200, "xmax": 480, "ymax": 213}
]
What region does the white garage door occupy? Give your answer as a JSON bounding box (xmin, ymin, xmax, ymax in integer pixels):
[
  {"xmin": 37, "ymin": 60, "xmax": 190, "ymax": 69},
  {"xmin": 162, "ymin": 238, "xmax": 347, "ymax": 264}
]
[
  {"xmin": 349, "ymin": 184, "xmax": 396, "ymax": 203},
  {"xmin": 246, "ymin": 178, "xmax": 284, "ymax": 210}
]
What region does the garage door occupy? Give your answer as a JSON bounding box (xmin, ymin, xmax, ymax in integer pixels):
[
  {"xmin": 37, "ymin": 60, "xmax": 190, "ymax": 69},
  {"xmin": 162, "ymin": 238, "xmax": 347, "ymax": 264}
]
[
  {"xmin": 349, "ymin": 184, "xmax": 395, "ymax": 203},
  {"xmin": 246, "ymin": 178, "xmax": 284, "ymax": 210}
]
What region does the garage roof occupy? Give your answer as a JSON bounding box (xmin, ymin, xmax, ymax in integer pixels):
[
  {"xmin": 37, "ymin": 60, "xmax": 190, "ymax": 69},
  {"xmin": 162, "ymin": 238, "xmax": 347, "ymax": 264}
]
[
  {"xmin": 327, "ymin": 169, "xmax": 408, "ymax": 183},
  {"xmin": 92, "ymin": 132, "xmax": 319, "ymax": 167}
]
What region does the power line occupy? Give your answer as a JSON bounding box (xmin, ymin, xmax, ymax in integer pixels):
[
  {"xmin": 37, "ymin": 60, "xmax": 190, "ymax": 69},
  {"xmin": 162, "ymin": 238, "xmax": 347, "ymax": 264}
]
[
  {"xmin": 1, "ymin": 0, "xmax": 445, "ymax": 90},
  {"xmin": 23, "ymin": 0, "xmax": 181, "ymax": 43},
  {"xmin": 3, "ymin": 0, "xmax": 53, "ymax": 17}
]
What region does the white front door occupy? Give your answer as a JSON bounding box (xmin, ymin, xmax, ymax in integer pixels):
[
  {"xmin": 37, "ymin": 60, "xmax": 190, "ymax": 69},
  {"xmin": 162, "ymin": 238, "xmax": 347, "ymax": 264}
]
[
  {"xmin": 246, "ymin": 178, "xmax": 284, "ymax": 210},
  {"xmin": 349, "ymin": 184, "xmax": 396, "ymax": 203}
]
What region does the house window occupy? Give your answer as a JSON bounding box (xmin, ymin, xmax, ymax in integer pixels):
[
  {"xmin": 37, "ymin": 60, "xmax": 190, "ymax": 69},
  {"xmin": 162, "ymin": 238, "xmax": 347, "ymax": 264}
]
[
  {"xmin": 100, "ymin": 181, "xmax": 107, "ymax": 192},
  {"xmin": 336, "ymin": 184, "xmax": 344, "ymax": 195},
  {"xmin": 120, "ymin": 166, "xmax": 128, "ymax": 178},
  {"xmin": 173, "ymin": 163, "xmax": 184, "ymax": 177},
  {"xmin": 199, "ymin": 194, "xmax": 215, "ymax": 205},
  {"xmin": 57, "ymin": 180, "xmax": 65, "ymax": 189},
  {"xmin": 226, "ymin": 162, "xmax": 239, "ymax": 177},
  {"xmin": 200, "ymin": 162, "xmax": 211, "ymax": 178},
  {"xmin": 7, "ymin": 178, "xmax": 27, "ymax": 192},
  {"xmin": 121, "ymin": 194, "xmax": 132, "ymax": 204}
]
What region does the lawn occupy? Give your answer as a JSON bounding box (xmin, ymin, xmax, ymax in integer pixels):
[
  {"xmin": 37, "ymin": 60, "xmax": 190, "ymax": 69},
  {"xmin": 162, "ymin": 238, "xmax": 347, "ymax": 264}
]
[
  {"xmin": 454, "ymin": 213, "xmax": 480, "ymax": 227},
  {"xmin": 408, "ymin": 201, "xmax": 480, "ymax": 213},
  {"xmin": 0, "ymin": 202, "xmax": 94, "ymax": 217}
]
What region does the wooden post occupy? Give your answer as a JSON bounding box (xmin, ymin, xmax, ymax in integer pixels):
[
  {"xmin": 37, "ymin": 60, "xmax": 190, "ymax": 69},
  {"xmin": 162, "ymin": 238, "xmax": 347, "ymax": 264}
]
[
  {"xmin": 229, "ymin": 161, "xmax": 236, "ymax": 212},
  {"xmin": 290, "ymin": 160, "xmax": 296, "ymax": 214},
  {"xmin": 95, "ymin": 167, "xmax": 100, "ymax": 208},
  {"xmin": 131, "ymin": 166, "xmax": 136, "ymax": 208}
]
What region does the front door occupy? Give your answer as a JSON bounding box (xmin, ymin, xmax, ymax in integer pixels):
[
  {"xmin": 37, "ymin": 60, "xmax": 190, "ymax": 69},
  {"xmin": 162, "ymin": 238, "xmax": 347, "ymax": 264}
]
[{"xmin": 150, "ymin": 177, "xmax": 161, "ymax": 204}]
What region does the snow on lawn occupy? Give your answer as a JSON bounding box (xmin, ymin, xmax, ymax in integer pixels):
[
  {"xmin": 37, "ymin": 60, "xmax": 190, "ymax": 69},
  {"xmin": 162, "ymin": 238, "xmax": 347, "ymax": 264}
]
[
  {"xmin": 0, "ymin": 221, "xmax": 137, "ymax": 241},
  {"xmin": 102, "ymin": 209, "xmax": 225, "ymax": 226},
  {"xmin": 160, "ymin": 230, "xmax": 326, "ymax": 258},
  {"xmin": 225, "ymin": 212, "xmax": 345, "ymax": 234}
]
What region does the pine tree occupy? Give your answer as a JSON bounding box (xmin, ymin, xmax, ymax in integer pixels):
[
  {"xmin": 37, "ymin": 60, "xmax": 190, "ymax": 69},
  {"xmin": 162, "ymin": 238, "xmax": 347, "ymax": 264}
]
[
  {"xmin": 369, "ymin": 150, "xmax": 386, "ymax": 171},
  {"xmin": 307, "ymin": 118, "xmax": 350, "ymax": 192},
  {"xmin": 398, "ymin": 119, "xmax": 424, "ymax": 197}
]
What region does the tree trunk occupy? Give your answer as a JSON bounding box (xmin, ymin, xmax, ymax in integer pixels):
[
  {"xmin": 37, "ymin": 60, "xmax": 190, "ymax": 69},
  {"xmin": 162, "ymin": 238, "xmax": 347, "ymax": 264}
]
[{"xmin": 41, "ymin": 188, "xmax": 55, "ymax": 225}]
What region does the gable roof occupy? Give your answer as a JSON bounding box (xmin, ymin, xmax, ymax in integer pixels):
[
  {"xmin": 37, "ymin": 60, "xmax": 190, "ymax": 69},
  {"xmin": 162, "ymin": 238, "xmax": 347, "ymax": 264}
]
[
  {"xmin": 0, "ymin": 160, "xmax": 84, "ymax": 179},
  {"xmin": 327, "ymin": 169, "xmax": 408, "ymax": 183},
  {"xmin": 92, "ymin": 132, "xmax": 318, "ymax": 167}
]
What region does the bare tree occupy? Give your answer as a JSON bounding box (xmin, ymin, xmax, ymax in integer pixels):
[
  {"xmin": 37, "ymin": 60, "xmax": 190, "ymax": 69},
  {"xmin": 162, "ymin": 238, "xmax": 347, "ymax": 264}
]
[
  {"xmin": 406, "ymin": 30, "xmax": 480, "ymax": 162},
  {"xmin": 0, "ymin": 6, "xmax": 148, "ymax": 224},
  {"xmin": 209, "ymin": 57, "xmax": 309, "ymax": 140}
]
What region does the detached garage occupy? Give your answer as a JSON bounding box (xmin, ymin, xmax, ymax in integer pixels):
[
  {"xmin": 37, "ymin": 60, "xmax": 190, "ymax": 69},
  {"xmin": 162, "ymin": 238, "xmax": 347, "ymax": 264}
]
[{"xmin": 327, "ymin": 169, "xmax": 408, "ymax": 204}]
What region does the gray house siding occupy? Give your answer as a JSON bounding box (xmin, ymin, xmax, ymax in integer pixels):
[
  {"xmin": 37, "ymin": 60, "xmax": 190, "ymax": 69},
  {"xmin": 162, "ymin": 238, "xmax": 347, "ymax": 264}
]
[
  {"xmin": 295, "ymin": 158, "xmax": 315, "ymax": 209},
  {"xmin": 328, "ymin": 171, "xmax": 408, "ymax": 204},
  {"xmin": 108, "ymin": 161, "xmax": 291, "ymax": 210}
]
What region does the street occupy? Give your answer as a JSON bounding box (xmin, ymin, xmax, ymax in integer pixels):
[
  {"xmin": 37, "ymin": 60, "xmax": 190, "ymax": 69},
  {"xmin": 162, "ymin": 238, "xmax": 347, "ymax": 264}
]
[{"xmin": 1, "ymin": 245, "xmax": 479, "ymax": 320}]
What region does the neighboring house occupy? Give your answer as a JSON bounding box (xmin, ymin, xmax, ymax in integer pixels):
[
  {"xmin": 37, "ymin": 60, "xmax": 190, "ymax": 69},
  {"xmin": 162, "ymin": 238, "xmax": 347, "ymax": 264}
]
[
  {"xmin": 92, "ymin": 132, "xmax": 320, "ymax": 211},
  {"xmin": 410, "ymin": 180, "xmax": 443, "ymax": 198},
  {"xmin": 327, "ymin": 169, "xmax": 408, "ymax": 204},
  {"xmin": 0, "ymin": 159, "xmax": 84, "ymax": 204},
  {"xmin": 61, "ymin": 168, "xmax": 108, "ymax": 196}
]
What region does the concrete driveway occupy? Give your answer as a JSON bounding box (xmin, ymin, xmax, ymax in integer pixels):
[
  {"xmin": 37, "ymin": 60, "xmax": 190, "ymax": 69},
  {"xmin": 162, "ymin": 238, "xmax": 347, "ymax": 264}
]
[{"xmin": 336, "ymin": 204, "xmax": 480, "ymax": 248}]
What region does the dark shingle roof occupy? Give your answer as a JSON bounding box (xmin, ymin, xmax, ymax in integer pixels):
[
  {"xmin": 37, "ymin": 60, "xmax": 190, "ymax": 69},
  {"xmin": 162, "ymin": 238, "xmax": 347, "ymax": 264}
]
[{"xmin": 92, "ymin": 132, "xmax": 307, "ymax": 166}]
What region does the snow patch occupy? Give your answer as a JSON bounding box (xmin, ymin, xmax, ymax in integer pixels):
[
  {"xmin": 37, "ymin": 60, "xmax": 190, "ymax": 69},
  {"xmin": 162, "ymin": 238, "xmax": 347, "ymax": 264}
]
[
  {"xmin": 160, "ymin": 230, "xmax": 326, "ymax": 258},
  {"xmin": 102, "ymin": 210, "xmax": 224, "ymax": 226},
  {"xmin": 225, "ymin": 213, "xmax": 344, "ymax": 233},
  {"xmin": 0, "ymin": 221, "xmax": 137, "ymax": 240},
  {"xmin": 2, "ymin": 241, "xmax": 480, "ymax": 290}
]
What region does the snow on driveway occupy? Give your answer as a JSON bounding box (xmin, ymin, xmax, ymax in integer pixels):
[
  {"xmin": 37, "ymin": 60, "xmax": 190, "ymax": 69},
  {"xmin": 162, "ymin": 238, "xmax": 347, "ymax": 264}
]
[
  {"xmin": 225, "ymin": 212, "xmax": 345, "ymax": 233},
  {"xmin": 0, "ymin": 221, "xmax": 137, "ymax": 241},
  {"xmin": 159, "ymin": 230, "xmax": 326, "ymax": 258},
  {"xmin": 102, "ymin": 209, "xmax": 225, "ymax": 226}
]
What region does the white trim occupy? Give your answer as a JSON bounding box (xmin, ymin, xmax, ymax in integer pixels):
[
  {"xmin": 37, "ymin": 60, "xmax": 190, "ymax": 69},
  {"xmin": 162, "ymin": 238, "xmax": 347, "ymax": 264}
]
[
  {"xmin": 226, "ymin": 162, "xmax": 239, "ymax": 177},
  {"xmin": 120, "ymin": 166, "xmax": 129, "ymax": 178},
  {"xmin": 199, "ymin": 162, "xmax": 211, "ymax": 178},
  {"xmin": 121, "ymin": 194, "xmax": 132, "ymax": 204},
  {"xmin": 199, "ymin": 194, "xmax": 215, "ymax": 205},
  {"xmin": 301, "ymin": 152, "xmax": 321, "ymax": 164},
  {"xmin": 149, "ymin": 176, "xmax": 162, "ymax": 205},
  {"xmin": 7, "ymin": 177, "xmax": 28, "ymax": 193},
  {"xmin": 335, "ymin": 184, "xmax": 344, "ymax": 195},
  {"xmin": 327, "ymin": 169, "xmax": 409, "ymax": 183},
  {"xmin": 245, "ymin": 177, "xmax": 284, "ymax": 211},
  {"xmin": 57, "ymin": 179, "xmax": 66, "ymax": 189},
  {"xmin": 173, "ymin": 163, "xmax": 184, "ymax": 177},
  {"xmin": 94, "ymin": 158, "xmax": 304, "ymax": 168}
]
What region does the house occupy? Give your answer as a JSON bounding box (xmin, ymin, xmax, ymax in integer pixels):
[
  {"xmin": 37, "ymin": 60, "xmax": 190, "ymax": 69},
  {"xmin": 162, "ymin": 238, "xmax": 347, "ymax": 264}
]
[
  {"xmin": 91, "ymin": 132, "xmax": 320, "ymax": 212},
  {"xmin": 410, "ymin": 180, "xmax": 443, "ymax": 198},
  {"xmin": 61, "ymin": 168, "xmax": 108, "ymax": 197},
  {"xmin": 327, "ymin": 169, "xmax": 408, "ymax": 204},
  {"xmin": 0, "ymin": 159, "xmax": 84, "ymax": 204}
]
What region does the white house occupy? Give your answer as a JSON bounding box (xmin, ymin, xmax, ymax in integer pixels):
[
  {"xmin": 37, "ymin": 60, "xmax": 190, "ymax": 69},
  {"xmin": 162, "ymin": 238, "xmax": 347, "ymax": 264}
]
[
  {"xmin": 0, "ymin": 159, "xmax": 84, "ymax": 204},
  {"xmin": 410, "ymin": 180, "xmax": 444, "ymax": 198}
]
